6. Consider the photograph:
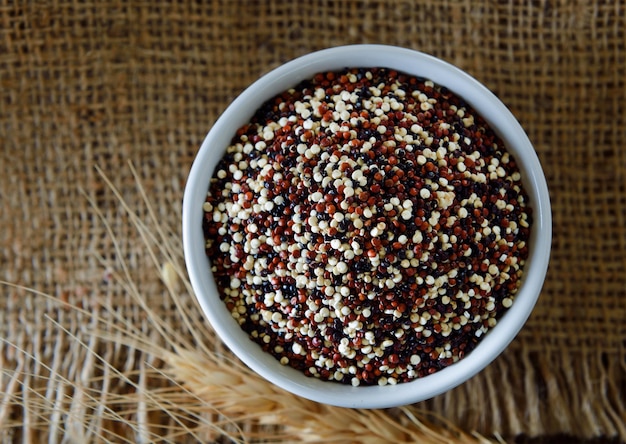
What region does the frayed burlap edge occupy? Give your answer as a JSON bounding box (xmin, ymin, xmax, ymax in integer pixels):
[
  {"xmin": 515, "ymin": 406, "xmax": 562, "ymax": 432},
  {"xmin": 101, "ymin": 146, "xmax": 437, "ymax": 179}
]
[{"xmin": 1, "ymin": 167, "xmax": 624, "ymax": 443}]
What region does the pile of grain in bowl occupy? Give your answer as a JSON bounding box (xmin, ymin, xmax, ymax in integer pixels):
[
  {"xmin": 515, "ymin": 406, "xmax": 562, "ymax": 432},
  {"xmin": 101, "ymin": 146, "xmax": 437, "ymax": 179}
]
[{"xmin": 202, "ymin": 68, "xmax": 532, "ymax": 386}]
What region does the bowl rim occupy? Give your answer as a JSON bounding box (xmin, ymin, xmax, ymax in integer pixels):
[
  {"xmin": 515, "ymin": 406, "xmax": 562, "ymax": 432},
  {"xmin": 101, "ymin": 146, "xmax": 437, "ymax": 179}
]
[{"xmin": 182, "ymin": 44, "xmax": 552, "ymax": 409}]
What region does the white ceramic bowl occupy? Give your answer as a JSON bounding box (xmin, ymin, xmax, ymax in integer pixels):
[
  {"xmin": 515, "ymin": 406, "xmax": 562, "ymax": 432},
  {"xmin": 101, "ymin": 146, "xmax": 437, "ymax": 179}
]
[{"xmin": 183, "ymin": 44, "xmax": 551, "ymax": 409}]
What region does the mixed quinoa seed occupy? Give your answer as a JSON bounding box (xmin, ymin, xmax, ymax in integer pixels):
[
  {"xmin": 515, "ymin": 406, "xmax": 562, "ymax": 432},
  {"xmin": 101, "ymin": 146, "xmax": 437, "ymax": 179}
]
[{"xmin": 202, "ymin": 68, "xmax": 532, "ymax": 387}]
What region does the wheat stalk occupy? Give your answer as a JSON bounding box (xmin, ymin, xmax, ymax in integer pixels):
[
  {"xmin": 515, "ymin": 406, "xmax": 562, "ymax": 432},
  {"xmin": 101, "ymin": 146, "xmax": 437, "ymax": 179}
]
[{"xmin": 0, "ymin": 163, "xmax": 493, "ymax": 443}]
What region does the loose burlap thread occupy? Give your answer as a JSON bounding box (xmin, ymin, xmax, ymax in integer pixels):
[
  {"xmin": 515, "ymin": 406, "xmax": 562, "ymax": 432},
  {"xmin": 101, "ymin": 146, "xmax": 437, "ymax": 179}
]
[{"xmin": 1, "ymin": 1, "xmax": 625, "ymax": 442}]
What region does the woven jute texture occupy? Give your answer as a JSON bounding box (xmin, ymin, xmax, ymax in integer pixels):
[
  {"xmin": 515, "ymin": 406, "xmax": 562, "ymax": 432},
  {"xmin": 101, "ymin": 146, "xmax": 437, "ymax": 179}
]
[{"xmin": 1, "ymin": 1, "xmax": 625, "ymax": 443}]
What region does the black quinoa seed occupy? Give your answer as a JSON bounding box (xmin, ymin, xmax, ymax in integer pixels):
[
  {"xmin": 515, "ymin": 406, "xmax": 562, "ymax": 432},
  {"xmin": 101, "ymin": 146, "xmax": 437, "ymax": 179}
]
[{"xmin": 203, "ymin": 68, "xmax": 532, "ymax": 387}]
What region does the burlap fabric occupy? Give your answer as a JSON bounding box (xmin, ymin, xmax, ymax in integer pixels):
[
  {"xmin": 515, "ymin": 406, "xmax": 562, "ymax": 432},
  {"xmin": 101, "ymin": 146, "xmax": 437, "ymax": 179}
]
[{"xmin": 1, "ymin": 1, "xmax": 625, "ymax": 442}]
